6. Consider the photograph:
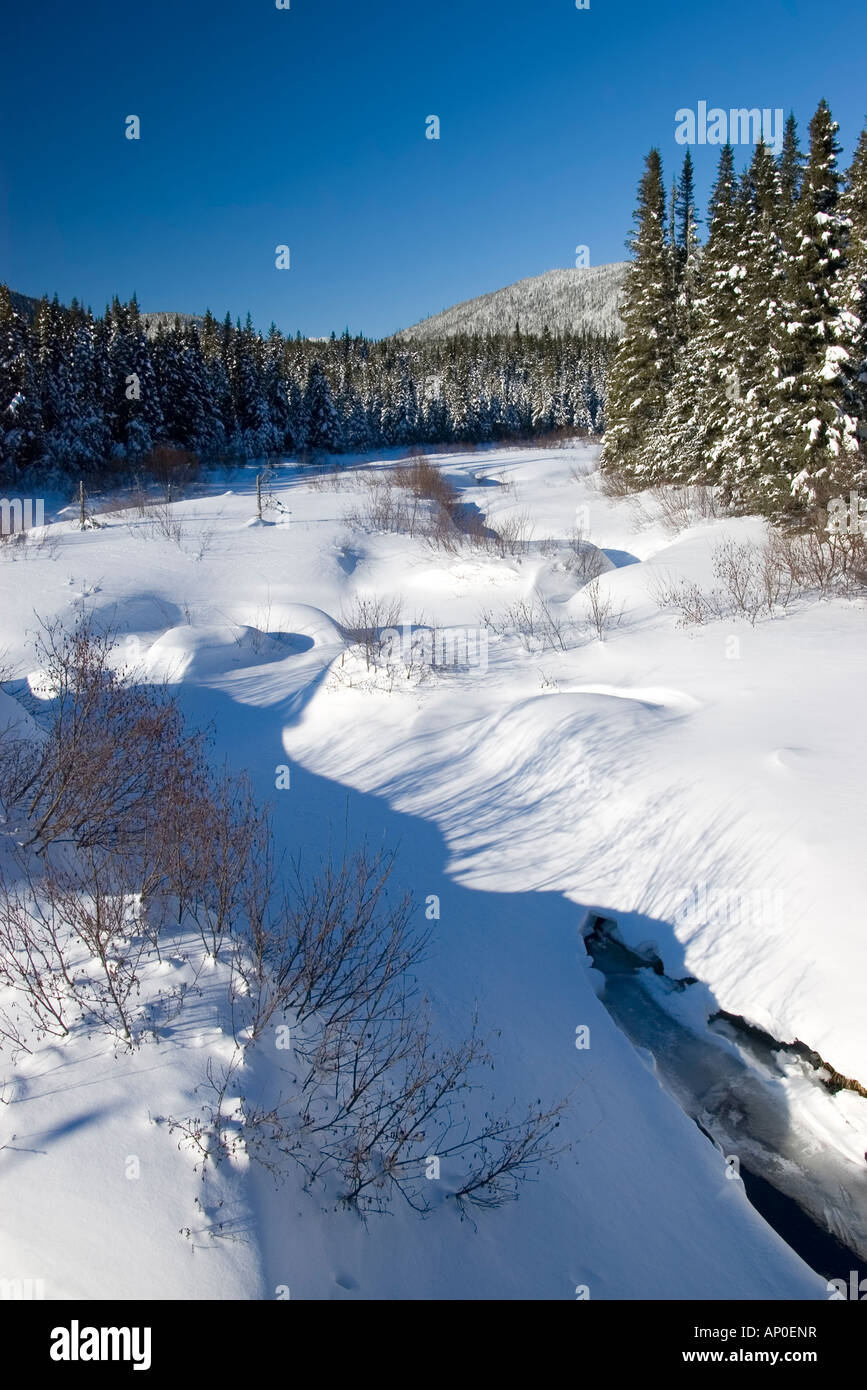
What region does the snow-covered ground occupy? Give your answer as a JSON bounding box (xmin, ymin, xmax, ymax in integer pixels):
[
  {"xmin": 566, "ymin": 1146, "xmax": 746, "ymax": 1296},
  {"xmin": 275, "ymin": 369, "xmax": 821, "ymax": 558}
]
[{"xmin": 1, "ymin": 439, "xmax": 865, "ymax": 1300}]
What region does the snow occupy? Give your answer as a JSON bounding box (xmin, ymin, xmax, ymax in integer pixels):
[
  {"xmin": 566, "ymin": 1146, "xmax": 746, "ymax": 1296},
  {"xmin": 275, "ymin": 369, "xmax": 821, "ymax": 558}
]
[
  {"xmin": 3, "ymin": 440, "xmax": 864, "ymax": 1299},
  {"xmin": 397, "ymin": 263, "xmax": 628, "ymax": 340}
]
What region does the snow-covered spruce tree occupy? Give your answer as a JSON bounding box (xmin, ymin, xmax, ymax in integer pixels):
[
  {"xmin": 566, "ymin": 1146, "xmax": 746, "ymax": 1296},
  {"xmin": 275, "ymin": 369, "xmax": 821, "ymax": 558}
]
[
  {"xmin": 262, "ymin": 326, "xmax": 293, "ymax": 455},
  {"xmin": 447, "ymin": 358, "xmax": 481, "ymax": 442},
  {"xmin": 230, "ymin": 316, "xmax": 271, "ymax": 458},
  {"xmin": 602, "ymin": 149, "xmax": 676, "ymax": 485},
  {"xmin": 152, "ymin": 323, "xmax": 219, "ymax": 460},
  {"xmin": 674, "ymin": 150, "xmax": 701, "ymax": 346},
  {"xmin": 716, "ymin": 141, "xmax": 788, "ymax": 507},
  {"xmin": 0, "ymin": 285, "xmax": 41, "ymax": 479},
  {"xmin": 303, "ymin": 359, "xmax": 342, "ymax": 455},
  {"xmin": 668, "ymin": 175, "xmax": 679, "ymax": 310},
  {"xmin": 57, "ymin": 306, "xmax": 111, "ymax": 476},
  {"xmin": 778, "ymin": 112, "xmax": 805, "ymax": 213},
  {"xmin": 840, "ymin": 123, "xmax": 867, "ymax": 458},
  {"xmin": 106, "ymin": 296, "xmax": 164, "ymax": 464},
  {"xmin": 30, "ymin": 295, "xmax": 66, "ymax": 472},
  {"xmin": 341, "ymin": 387, "xmax": 372, "ymax": 453},
  {"xmin": 642, "ymin": 145, "xmax": 738, "ymax": 486},
  {"xmin": 766, "ymin": 100, "xmax": 862, "ymax": 516}
]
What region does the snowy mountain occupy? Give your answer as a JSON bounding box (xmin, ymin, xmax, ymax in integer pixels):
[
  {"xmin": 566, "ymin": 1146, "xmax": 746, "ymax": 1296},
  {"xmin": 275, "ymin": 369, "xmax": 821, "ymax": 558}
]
[{"xmin": 396, "ymin": 262, "xmax": 628, "ymax": 339}]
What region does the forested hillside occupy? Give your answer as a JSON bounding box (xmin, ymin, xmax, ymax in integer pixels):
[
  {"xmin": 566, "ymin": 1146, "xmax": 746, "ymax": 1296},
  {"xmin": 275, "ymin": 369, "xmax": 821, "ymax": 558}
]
[
  {"xmin": 0, "ymin": 291, "xmax": 612, "ymax": 482},
  {"xmin": 397, "ymin": 262, "xmax": 627, "ymax": 340}
]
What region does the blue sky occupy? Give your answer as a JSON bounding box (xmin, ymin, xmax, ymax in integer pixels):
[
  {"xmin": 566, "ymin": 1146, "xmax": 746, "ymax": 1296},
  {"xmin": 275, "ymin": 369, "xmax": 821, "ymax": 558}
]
[{"xmin": 2, "ymin": 0, "xmax": 865, "ymax": 338}]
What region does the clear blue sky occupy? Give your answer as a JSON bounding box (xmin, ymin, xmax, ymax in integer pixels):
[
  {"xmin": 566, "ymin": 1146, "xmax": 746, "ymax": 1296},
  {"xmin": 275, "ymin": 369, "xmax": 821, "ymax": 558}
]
[{"xmin": 2, "ymin": 0, "xmax": 865, "ymax": 338}]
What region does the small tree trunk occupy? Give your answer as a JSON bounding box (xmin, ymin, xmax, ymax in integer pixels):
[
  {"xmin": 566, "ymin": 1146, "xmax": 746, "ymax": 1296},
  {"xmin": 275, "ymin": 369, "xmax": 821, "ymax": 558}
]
[
  {"xmin": 79, "ymin": 480, "xmax": 86, "ymax": 529},
  {"xmin": 257, "ymin": 473, "xmax": 263, "ymax": 520}
]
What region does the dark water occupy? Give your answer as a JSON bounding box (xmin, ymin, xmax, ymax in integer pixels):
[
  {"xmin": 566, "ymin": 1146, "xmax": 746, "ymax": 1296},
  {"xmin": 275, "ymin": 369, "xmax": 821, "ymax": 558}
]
[
  {"xmin": 739, "ymin": 1167, "xmax": 864, "ymax": 1285},
  {"xmin": 585, "ymin": 918, "xmax": 867, "ymax": 1287}
]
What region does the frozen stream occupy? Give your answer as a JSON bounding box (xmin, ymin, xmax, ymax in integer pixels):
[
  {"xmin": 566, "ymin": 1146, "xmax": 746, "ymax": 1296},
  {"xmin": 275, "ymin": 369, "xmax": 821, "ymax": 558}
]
[{"xmin": 585, "ymin": 917, "xmax": 867, "ymax": 1284}]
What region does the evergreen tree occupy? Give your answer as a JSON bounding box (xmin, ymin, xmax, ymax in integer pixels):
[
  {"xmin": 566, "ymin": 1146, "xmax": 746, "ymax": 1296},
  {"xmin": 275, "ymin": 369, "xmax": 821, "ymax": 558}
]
[
  {"xmin": 769, "ymin": 100, "xmax": 861, "ymax": 512},
  {"xmin": 778, "ymin": 111, "xmax": 804, "ymax": 207},
  {"xmin": 643, "ymin": 145, "xmax": 738, "ymax": 485},
  {"xmin": 840, "ymin": 124, "xmax": 867, "ymax": 457},
  {"xmin": 674, "ymin": 150, "xmax": 701, "ymax": 344},
  {"xmin": 303, "ymin": 360, "xmax": 341, "ymax": 454},
  {"xmin": 0, "ymin": 284, "xmax": 614, "ymax": 479},
  {"xmin": 0, "ymin": 286, "xmax": 40, "ymax": 478},
  {"xmin": 718, "ymin": 141, "xmax": 787, "ymax": 503},
  {"xmin": 263, "ymin": 327, "xmax": 293, "ymax": 454},
  {"xmin": 230, "ymin": 319, "xmax": 270, "ymax": 457},
  {"xmin": 106, "ymin": 295, "xmax": 164, "ymax": 461},
  {"xmin": 603, "ymin": 149, "xmax": 677, "ymax": 482}
]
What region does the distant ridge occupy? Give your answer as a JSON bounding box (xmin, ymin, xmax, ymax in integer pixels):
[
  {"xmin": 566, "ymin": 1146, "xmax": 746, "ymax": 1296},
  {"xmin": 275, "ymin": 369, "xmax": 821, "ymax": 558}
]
[
  {"xmin": 3, "ymin": 291, "xmax": 204, "ymax": 338},
  {"xmin": 6, "ymin": 261, "xmax": 630, "ymax": 343},
  {"xmin": 8, "ymin": 290, "xmax": 43, "ymax": 321},
  {"xmin": 396, "ymin": 262, "xmax": 628, "ymax": 340}
]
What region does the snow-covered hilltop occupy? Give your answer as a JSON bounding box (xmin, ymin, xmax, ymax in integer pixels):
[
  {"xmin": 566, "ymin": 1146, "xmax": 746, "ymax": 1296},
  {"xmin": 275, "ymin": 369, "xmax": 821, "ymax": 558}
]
[{"xmin": 397, "ymin": 262, "xmax": 628, "ymax": 340}]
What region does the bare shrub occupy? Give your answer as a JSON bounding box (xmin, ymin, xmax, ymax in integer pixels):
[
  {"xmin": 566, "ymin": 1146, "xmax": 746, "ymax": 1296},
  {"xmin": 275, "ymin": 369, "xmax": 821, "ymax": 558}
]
[
  {"xmin": 651, "ymin": 521, "xmax": 865, "ymax": 630},
  {"xmin": 131, "ymin": 498, "xmax": 186, "ymax": 546},
  {"xmin": 0, "ymin": 617, "xmax": 571, "ymax": 1216},
  {"xmin": 144, "ymin": 444, "xmax": 200, "ymax": 498},
  {"xmin": 308, "ymin": 467, "xmax": 347, "ymax": 493},
  {"xmin": 181, "ymin": 772, "xmax": 271, "ymax": 959},
  {"xmin": 650, "ymin": 484, "xmax": 722, "ymax": 534},
  {"xmin": 711, "ymin": 538, "xmax": 765, "ymax": 625},
  {"xmin": 171, "ymin": 843, "xmax": 569, "ymax": 1213},
  {"xmin": 339, "ymin": 593, "xmax": 404, "ymax": 670},
  {"xmin": 565, "ymin": 525, "xmax": 607, "ymax": 585},
  {"xmin": 0, "ymin": 871, "xmax": 79, "ymax": 1047},
  {"xmin": 94, "ymin": 486, "xmax": 155, "ymax": 519},
  {"xmin": 230, "ymin": 844, "xmax": 420, "ymax": 1046},
  {"xmin": 0, "ymin": 838, "xmax": 187, "ymax": 1049},
  {"xmin": 0, "ymin": 527, "xmax": 61, "ymax": 563},
  {"xmin": 585, "ymin": 578, "xmax": 624, "ymax": 641},
  {"xmin": 385, "ymin": 460, "xmax": 465, "ymax": 549},
  {"xmin": 481, "ymin": 590, "xmax": 573, "ymax": 652},
  {"xmin": 342, "ymin": 476, "xmax": 413, "ymax": 536},
  {"xmin": 758, "ymin": 531, "xmax": 797, "ymax": 612},
  {"xmin": 492, "ymin": 510, "xmax": 534, "ymax": 557},
  {"xmin": 0, "ymin": 616, "xmax": 205, "ymax": 858},
  {"xmin": 341, "ymin": 459, "xmax": 507, "ymax": 556},
  {"xmin": 598, "ymin": 464, "xmax": 634, "ymax": 498},
  {"xmin": 392, "ymin": 457, "xmax": 458, "ymax": 511},
  {"xmin": 781, "ymin": 521, "xmax": 863, "ymax": 596},
  {"xmin": 649, "ymin": 572, "xmax": 716, "ymax": 627},
  {"xmin": 38, "ymin": 852, "xmax": 152, "ymax": 1041}
]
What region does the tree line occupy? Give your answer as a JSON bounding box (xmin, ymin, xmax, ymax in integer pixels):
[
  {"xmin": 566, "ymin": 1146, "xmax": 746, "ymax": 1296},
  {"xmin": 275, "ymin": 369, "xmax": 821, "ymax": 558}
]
[
  {"xmin": 603, "ymin": 100, "xmax": 867, "ymax": 521},
  {"xmin": 0, "ymin": 287, "xmax": 614, "ymax": 485}
]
